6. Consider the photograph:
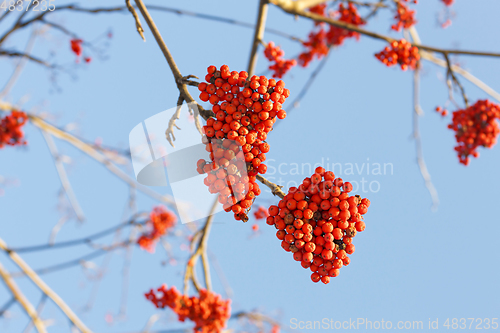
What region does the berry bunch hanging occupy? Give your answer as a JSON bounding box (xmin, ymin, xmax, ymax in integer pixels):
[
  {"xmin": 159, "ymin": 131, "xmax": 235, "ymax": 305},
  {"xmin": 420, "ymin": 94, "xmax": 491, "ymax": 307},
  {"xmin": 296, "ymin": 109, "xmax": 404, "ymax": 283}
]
[
  {"xmin": 145, "ymin": 284, "xmax": 231, "ymax": 333},
  {"xmin": 253, "ymin": 206, "xmax": 269, "ymax": 220},
  {"xmin": 299, "ymin": 3, "xmax": 365, "ymax": 67},
  {"xmin": 263, "ymin": 41, "xmax": 297, "ymax": 78},
  {"xmin": 442, "ymin": 0, "xmax": 453, "ymax": 6},
  {"xmin": 391, "ymin": 0, "xmax": 417, "ymax": 31},
  {"xmin": 137, "ymin": 205, "xmax": 177, "ymax": 252},
  {"xmin": 375, "ymin": 39, "xmax": 420, "ymax": 71},
  {"xmin": 197, "ymin": 65, "xmax": 290, "ymax": 221},
  {"xmin": 447, "ymin": 99, "xmax": 500, "ymax": 165},
  {"xmin": 435, "ymin": 106, "xmax": 448, "ymax": 117},
  {"xmin": 0, "ymin": 110, "xmax": 28, "ymax": 148},
  {"xmin": 266, "ymin": 167, "xmax": 370, "ymax": 284}
]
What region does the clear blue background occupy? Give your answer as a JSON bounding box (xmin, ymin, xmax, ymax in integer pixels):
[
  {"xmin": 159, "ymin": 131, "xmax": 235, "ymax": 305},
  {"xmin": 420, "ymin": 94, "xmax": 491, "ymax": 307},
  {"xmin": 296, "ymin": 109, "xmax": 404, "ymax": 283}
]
[{"xmin": 1, "ymin": 0, "xmax": 499, "ymax": 332}]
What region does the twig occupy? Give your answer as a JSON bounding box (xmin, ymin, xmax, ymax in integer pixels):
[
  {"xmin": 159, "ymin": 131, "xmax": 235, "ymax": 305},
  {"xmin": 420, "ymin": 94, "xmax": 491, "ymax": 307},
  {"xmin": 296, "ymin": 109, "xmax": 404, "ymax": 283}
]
[
  {"xmin": 412, "ymin": 66, "xmax": 439, "ymax": 210},
  {"xmin": 0, "ymin": 26, "xmax": 37, "ymax": 99},
  {"xmin": 23, "ymin": 295, "xmax": 48, "ymax": 333},
  {"xmin": 0, "ymin": 50, "xmax": 53, "ymax": 68},
  {"xmin": 247, "ymin": 0, "xmax": 269, "ymax": 77},
  {"xmin": 443, "ymin": 53, "xmax": 469, "ymax": 108},
  {"xmin": 256, "ymin": 175, "xmax": 285, "ymax": 199},
  {"xmin": 41, "ymin": 130, "xmax": 85, "ymax": 222},
  {"xmin": 0, "ymin": 262, "xmax": 48, "ymax": 333},
  {"xmin": 183, "ymin": 198, "xmax": 218, "ymax": 294},
  {"xmin": 165, "ymin": 95, "xmax": 184, "ymax": 147},
  {"xmin": 126, "ymin": 0, "xmax": 146, "ymax": 41},
  {"xmin": 0, "ymin": 297, "xmax": 16, "ymax": 317},
  {"xmin": 11, "ymin": 215, "xmax": 144, "ymax": 253},
  {"xmin": 133, "ymin": 0, "xmax": 205, "ymax": 134}
]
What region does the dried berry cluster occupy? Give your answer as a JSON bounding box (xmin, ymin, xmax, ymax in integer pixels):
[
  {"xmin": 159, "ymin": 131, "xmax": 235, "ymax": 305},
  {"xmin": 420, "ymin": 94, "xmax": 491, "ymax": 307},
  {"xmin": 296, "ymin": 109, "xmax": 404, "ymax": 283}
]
[
  {"xmin": 447, "ymin": 100, "xmax": 500, "ymax": 165},
  {"xmin": 198, "ymin": 65, "xmax": 289, "ymax": 221},
  {"xmin": 391, "ymin": 0, "xmax": 417, "ymax": 31},
  {"xmin": 267, "ymin": 167, "xmax": 370, "ymax": 284},
  {"xmin": 299, "ymin": 3, "xmax": 365, "ymax": 67},
  {"xmin": 0, "ymin": 110, "xmax": 28, "ymax": 148},
  {"xmin": 146, "ymin": 284, "xmax": 231, "ymax": 333},
  {"xmin": 263, "ymin": 41, "xmax": 297, "ymax": 78},
  {"xmin": 137, "ymin": 205, "xmax": 177, "ymax": 252},
  {"xmin": 375, "ymin": 39, "xmax": 420, "ymax": 71}
]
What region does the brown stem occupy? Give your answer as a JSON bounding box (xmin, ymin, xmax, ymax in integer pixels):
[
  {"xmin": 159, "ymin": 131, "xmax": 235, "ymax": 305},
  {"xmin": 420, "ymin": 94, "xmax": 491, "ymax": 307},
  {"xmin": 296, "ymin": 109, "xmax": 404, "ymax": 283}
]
[{"xmin": 247, "ymin": 0, "xmax": 269, "ymax": 77}]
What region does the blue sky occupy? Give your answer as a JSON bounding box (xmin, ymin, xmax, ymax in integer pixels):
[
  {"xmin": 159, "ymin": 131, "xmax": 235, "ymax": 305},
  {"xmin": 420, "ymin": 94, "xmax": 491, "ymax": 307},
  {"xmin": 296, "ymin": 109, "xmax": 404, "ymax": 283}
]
[{"xmin": 1, "ymin": 0, "xmax": 500, "ymax": 332}]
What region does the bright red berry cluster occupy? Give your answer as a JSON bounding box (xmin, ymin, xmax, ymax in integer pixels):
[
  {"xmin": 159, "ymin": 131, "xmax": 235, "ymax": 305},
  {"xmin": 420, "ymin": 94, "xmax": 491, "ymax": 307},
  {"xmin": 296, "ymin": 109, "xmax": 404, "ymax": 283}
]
[
  {"xmin": 263, "ymin": 41, "xmax": 297, "ymax": 78},
  {"xmin": 299, "ymin": 3, "xmax": 365, "ymax": 67},
  {"xmin": 0, "ymin": 110, "xmax": 28, "ymax": 148},
  {"xmin": 375, "ymin": 39, "xmax": 420, "ymax": 71},
  {"xmin": 145, "ymin": 284, "xmax": 231, "ymax": 333},
  {"xmin": 137, "ymin": 205, "xmax": 177, "ymax": 252},
  {"xmin": 197, "ymin": 65, "xmax": 290, "ymax": 221},
  {"xmin": 267, "ymin": 167, "xmax": 370, "ymax": 284},
  {"xmin": 391, "ymin": 1, "xmax": 417, "ymax": 31},
  {"xmin": 253, "ymin": 206, "xmax": 270, "ymax": 220},
  {"xmin": 447, "ymin": 100, "xmax": 500, "ymax": 165},
  {"xmin": 442, "ymin": 0, "xmax": 453, "ymax": 6}
]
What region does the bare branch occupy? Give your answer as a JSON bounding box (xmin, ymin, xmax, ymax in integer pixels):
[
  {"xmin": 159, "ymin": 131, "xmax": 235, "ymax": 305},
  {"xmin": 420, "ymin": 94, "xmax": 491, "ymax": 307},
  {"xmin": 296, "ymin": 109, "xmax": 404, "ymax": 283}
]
[
  {"xmin": 0, "ymin": 50, "xmax": 53, "ymax": 68},
  {"xmin": 0, "ymin": 262, "xmax": 48, "ymax": 333},
  {"xmin": 23, "ymin": 295, "xmax": 48, "ymax": 333},
  {"xmin": 412, "ymin": 66, "xmax": 439, "ymax": 210},
  {"xmin": 247, "ymin": 0, "xmax": 269, "ymax": 77},
  {"xmin": 256, "ymin": 175, "xmax": 285, "ymax": 199},
  {"xmin": 126, "ymin": 0, "xmax": 146, "ymax": 41},
  {"xmin": 41, "ymin": 131, "xmax": 85, "ymax": 222}
]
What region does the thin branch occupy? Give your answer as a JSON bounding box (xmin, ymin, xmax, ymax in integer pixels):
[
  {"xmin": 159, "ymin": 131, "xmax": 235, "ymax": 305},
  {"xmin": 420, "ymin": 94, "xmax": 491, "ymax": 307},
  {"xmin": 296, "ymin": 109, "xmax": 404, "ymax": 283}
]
[
  {"xmin": 0, "ymin": 26, "xmax": 37, "ymax": 99},
  {"xmin": 10, "ymin": 215, "xmax": 143, "ymax": 253},
  {"xmin": 183, "ymin": 198, "xmax": 218, "ymax": 294},
  {"xmin": 0, "ymin": 262, "xmax": 47, "ymax": 333},
  {"xmin": 165, "ymin": 95, "xmax": 184, "ymax": 147},
  {"xmin": 126, "ymin": 0, "xmax": 146, "ymax": 41},
  {"xmin": 0, "ymin": 50, "xmax": 52, "ymax": 68},
  {"xmin": 41, "ymin": 130, "xmax": 85, "ymax": 222},
  {"xmin": 0, "ymin": 297, "xmax": 16, "ymax": 317},
  {"xmin": 9, "ymin": 241, "xmax": 130, "ymax": 278},
  {"xmin": 256, "ymin": 174, "xmax": 285, "ymax": 199},
  {"xmin": 133, "ymin": 0, "xmax": 205, "ymax": 135},
  {"xmin": 443, "ymin": 53, "xmax": 469, "ymax": 108},
  {"xmin": 23, "ymin": 294, "xmax": 48, "ymax": 333},
  {"xmin": 412, "ymin": 66, "xmax": 439, "ymax": 211},
  {"xmin": 247, "ymin": 0, "xmax": 269, "ymax": 77}
]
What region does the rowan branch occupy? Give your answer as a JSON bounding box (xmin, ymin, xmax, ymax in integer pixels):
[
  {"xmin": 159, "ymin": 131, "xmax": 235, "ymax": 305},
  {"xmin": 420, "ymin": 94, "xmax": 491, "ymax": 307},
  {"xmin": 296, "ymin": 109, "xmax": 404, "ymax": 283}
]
[
  {"xmin": 257, "ymin": 174, "xmax": 285, "ymax": 199},
  {"xmin": 443, "ymin": 53, "xmax": 469, "ymax": 108},
  {"xmin": 126, "ymin": 0, "xmax": 146, "ymax": 41},
  {"xmin": 0, "ymin": 262, "xmax": 47, "ymax": 333},
  {"xmin": 247, "ymin": 0, "xmax": 269, "ymax": 77},
  {"xmin": 270, "ymin": 0, "xmax": 500, "ymax": 58},
  {"xmin": 183, "ymin": 198, "xmax": 218, "ymax": 294},
  {"xmin": 165, "ymin": 95, "xmax": 184, "ymax": 147},
  {"xmin": 41, "ymin": 131, "xmax": 85, "ymax": 222},
  {"xmin": 0, "ymin": 238, "xmax": 92, "ymax": 333},
  {"xmin": 412, "ymin": 66, "xmax": 439, "ymax": 211},
  {"xmin": 0, "ymin": 50, "xmax": 53, "ymax": 68}
]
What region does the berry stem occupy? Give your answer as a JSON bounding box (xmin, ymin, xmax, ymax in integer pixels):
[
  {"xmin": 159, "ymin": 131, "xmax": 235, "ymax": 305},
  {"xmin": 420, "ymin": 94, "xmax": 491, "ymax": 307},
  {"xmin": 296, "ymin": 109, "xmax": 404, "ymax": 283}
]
[{"xmin": 247, "ymin": 0, "xmax": 269, "ymax": 77}]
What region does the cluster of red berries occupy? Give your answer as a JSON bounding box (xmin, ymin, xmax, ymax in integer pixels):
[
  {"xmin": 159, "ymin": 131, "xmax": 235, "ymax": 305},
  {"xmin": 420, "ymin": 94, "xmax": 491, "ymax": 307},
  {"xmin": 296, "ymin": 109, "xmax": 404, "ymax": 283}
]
[
  {"xmin": 375, "ymin": 39, "xmax": 420, "ymax": 71},
  {"xmin": 0, "ymin": 110, "xmax": 28, "ymax": 149},
  {"xmin": 391, "ymin": 1, "xmax": 417, "ymax": 31},
  {"xmin": 267, "ymin": 167, "xmax": 370, "ymax": 284},
  {"xmin": 197, "ymin": 65, "xmax": 290, "ymax": 221},
  {"xmin": 70, "ymin": 39, "xmax": 91, "ymax": 63},
  {"xmin": 442, "ymin": 0, "xmax": 453, "ymax": 6},
  {"xmin": 263, "ymin": 41, "xmax": 297, "ymax": 78},
  {"xmin": 253, "ymin": 206, "xmax": 269, "ymax": 220},
  {"xmin": 146, "ymin": 284, "xmax": 231, "ymax": 333},
  {"xmin": 299, "ymin": 3, "xmax": 365, "ymax": 67},
  {"xmin": 435, "ymin": 106, "xmax": 449, "ymax": 117},
  {"xmin": 137, "ymin": 205, "xmax": 177, "ymax": 252},
  {"xmin": 447, "ymin": 99, "xmax": 500, "ymax": 165}
]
